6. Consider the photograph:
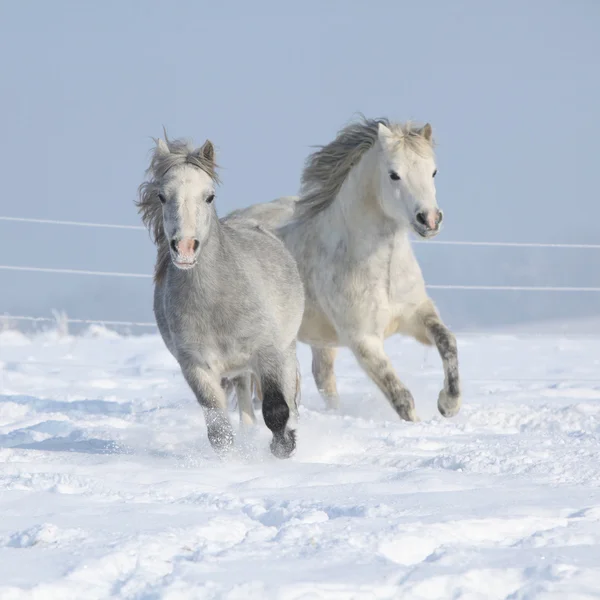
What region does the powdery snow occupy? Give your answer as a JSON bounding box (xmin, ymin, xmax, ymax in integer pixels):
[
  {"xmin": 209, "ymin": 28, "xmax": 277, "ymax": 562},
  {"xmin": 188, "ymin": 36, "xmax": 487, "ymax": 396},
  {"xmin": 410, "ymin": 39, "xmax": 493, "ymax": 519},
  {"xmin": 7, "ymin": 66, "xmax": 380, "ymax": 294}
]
[{"xmin": 0, "ymin": 327, "xmax": 599, "ymax": 599}]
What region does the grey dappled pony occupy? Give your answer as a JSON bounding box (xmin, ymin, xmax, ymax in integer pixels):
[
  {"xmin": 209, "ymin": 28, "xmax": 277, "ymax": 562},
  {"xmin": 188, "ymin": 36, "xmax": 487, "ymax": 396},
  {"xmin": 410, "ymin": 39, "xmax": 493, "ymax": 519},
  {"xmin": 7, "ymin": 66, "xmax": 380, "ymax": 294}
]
[{"xmin": 137, "ymin": 135, "xmax": 304, "ymax": 458}]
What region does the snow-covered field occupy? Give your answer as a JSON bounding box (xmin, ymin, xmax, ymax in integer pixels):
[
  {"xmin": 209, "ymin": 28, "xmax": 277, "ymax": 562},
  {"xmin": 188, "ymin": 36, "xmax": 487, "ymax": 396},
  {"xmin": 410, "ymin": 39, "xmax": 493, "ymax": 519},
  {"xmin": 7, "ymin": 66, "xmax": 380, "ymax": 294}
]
[{"xmin": 1, "ymin": 326, "xmax": 600, "ymax": 599}]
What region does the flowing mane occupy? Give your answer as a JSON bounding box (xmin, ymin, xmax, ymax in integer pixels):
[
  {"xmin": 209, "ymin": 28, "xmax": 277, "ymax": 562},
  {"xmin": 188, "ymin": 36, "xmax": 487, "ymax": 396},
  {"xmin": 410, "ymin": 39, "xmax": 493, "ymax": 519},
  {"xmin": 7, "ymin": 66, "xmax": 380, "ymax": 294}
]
[
  {"xmin": 223, "ymin": 114, "xmax": 459, "ymax": 423},
  {"xmin": 295, "ymin": 116, "xmax": 434, "ymax": 221},
  {"xmin": 136, "ymin": 136, "xmax": 219, "ymax": 283}
]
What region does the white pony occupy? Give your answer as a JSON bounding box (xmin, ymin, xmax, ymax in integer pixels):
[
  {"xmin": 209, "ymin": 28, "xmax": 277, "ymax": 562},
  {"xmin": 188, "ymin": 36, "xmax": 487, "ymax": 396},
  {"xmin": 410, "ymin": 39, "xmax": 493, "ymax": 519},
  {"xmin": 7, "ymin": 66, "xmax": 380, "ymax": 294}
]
[{"xmin": 228, "ymin": 117, "xmax": 461, "ymax": 422}]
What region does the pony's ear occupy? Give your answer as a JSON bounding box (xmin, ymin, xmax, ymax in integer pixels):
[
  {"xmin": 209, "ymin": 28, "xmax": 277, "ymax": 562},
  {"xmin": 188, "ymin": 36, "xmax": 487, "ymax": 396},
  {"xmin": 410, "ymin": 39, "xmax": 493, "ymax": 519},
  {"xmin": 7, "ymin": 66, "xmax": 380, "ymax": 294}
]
[
  {"xmin": 198, "ymin": 140, "xmax": 215, "ymax": 164},
  {"xmin": 156, "ymin": 138, "xmax": 170, "ymax": 156},
  {"xmin": 421, "ymin": 123, "xmax": 433, "ymax": 142},
  {"xmin": 377, "ymin": 122, "xmax": 396, "ymax": 150}
]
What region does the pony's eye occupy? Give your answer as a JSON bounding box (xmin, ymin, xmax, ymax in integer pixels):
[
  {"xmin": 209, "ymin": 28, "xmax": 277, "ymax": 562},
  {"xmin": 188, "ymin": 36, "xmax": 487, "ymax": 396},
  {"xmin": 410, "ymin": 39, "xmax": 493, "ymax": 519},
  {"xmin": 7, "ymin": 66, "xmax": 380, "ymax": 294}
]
[
  {"xmin": 158, "ymin": 193, "xmax": 166, "ymax": 204},
  {"xmin": 433, "ymin": 169, "xmax": 438, "ymax": 178},
  {"xmin": 206, "ymin": 193, "xmax": 215, "ymax": 204},
  {"xmin": 389, "ymin": 171, "xmax": 401, "ymax": 181}
]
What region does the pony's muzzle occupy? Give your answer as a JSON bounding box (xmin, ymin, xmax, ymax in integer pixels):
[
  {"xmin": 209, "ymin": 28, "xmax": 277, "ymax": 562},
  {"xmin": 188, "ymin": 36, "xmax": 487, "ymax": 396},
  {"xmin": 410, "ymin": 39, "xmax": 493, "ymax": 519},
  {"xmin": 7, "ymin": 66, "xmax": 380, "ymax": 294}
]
[
  {"xmin": 415, "ymin": 209, "xmax": 443, "ymax": 237},
  {"xmin": 170, "ymin": 237, "xmax": 200, "ymax": 269}
]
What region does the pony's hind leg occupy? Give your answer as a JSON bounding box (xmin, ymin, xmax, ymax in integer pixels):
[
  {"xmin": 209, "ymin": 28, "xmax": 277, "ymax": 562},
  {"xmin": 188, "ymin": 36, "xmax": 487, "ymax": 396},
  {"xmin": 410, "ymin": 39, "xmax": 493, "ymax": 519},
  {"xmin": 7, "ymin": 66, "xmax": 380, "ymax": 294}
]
[
  {"xmin": 349, "ymin": 336, "xmax": 419, "ymax": 422},
  {"xmin": 232, "ymin": 373, "xmax": 256, "ymax": 427},
  {"xmin": 180, "ymin": 359, "xmax": 234, "ymax": 456},
  {"xmin": 221, "ymin": 377, "xmax": 235, "ymax": 410},
  {"xmin": 253, "ymin": 374, "xmax": 263, "ymax": 410},
  {"xmin": 311, "ymin": 346, "xmax": 340, "ymax": 410},
  {"xmin": 416, "ymin": 303, "xmax": 462, "ymax": 418},
  {"xmin": 260, "ymin": 344, "xmax": 298, "ymax": 459}
]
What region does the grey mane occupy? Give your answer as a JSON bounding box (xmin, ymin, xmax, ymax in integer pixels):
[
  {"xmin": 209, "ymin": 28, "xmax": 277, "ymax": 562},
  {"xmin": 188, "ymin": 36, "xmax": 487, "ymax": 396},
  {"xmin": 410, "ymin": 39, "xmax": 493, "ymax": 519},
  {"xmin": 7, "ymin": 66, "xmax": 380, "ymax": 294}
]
[
  {"xmin": 136, "ymin": 136, "xmax": 219, "ymax": 283},
  {"xmin": 295, "ymin": 116, "xmax": 433, "ymax": 221}
]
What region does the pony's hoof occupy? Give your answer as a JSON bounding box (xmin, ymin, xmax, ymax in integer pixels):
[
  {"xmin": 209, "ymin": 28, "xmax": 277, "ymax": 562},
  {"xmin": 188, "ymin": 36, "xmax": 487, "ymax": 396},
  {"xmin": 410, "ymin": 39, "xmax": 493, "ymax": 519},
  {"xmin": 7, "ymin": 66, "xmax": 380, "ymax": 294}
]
[
  {"xmin": 396, "ymin": 398, "xmax": 419, "ymax": 422},
  {"xmin": 438, "ymin": 389, "xmax": 462, "ymax": 418},
  {"xmin": 212, "ymin": 444, "xmax": 234, "ymax": 460},
  {"xmin": 323, "ymin": 396, "xmax": 340, "ymax": 411},
  {"xmin": 397, "ymin": 407, "xmax": 420, "ymax": 422},
  {"xmin": 393, "ymin": 388, "xmax": 419, "ymax": 422},
  {"xmin": 239, "ymin": 413, "xmax": 258, "ymax": 430},
  {"xmin": 270, "ymin": 429, "xmax": 296, "ymax": 459},
  {"xmin": 208, "ymin": 427, "xmax": 235, "ymax": 458}
]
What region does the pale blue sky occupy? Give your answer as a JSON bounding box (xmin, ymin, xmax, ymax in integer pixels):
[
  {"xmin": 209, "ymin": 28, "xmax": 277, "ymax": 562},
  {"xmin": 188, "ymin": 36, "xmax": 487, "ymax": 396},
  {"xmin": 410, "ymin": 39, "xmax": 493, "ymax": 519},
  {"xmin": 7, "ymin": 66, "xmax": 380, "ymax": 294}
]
[{"xmin": 0, "ymin": 0, "xmax": 598, "ymax": 329}]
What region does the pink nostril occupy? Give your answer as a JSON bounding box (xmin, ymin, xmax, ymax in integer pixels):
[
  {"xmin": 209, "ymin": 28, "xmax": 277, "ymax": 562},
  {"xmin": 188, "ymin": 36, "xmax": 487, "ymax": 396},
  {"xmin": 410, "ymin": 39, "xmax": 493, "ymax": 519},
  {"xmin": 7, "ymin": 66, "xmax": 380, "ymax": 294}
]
[
  {"xmin": 416, "ymin": 210, "xmax": 442, "ymax": 231},
  {"xmin": 426, "ymin": 212, "xmax": 438, "ymax": 230},
  {"xmin": 175, "ymin": 238, "xmax": 197, "ymax": 256}
]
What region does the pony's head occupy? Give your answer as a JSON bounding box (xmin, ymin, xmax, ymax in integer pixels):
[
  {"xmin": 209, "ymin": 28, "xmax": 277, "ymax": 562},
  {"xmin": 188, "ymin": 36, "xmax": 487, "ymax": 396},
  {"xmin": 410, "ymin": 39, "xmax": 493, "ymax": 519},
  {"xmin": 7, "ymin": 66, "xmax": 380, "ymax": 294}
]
[
  {"xmin": 138, "ymin": 135, "xmax": 220, "ymax": 274},
  {"xmin": 376, "ymin": 122, "xmax": 441, "ymax": 238}
]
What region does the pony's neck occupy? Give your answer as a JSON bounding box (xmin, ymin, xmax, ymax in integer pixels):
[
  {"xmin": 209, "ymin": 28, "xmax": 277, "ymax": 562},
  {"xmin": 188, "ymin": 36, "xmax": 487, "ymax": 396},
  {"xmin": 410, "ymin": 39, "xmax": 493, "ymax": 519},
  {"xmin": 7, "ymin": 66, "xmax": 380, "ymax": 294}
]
[{"xmin": 332, "ymin": 145, "xmax": 409, "ymax": 243}]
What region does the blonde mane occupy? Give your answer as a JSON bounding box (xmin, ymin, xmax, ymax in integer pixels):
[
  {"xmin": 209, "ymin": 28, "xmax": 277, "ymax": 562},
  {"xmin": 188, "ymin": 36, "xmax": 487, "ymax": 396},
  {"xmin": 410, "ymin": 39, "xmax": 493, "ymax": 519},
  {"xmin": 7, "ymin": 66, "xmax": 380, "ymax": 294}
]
[{"xmin": 295, "ymin": 116, "xmax": 434, "ymax": 220}]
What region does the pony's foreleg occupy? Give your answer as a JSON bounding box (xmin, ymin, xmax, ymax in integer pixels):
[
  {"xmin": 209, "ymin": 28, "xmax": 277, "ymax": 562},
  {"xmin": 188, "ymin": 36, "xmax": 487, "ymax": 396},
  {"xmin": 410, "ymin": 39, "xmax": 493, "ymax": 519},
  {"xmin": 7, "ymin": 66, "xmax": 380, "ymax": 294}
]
[
  {"xmin": 349, "ymin": 336, "xmax": 419, "ymax": 422},
  {"xmin": 180, "ymin": 360, "xmax": 234, "ymax": 456},
  {"xmin": 260, "ymin": 344, "xmax": 298, "ymax": 459},
  {"xmin": 417, "ymin": 304, "xmax": 462, "ymax": 418},
  {"xmin": 232, "ymin": 373, "xmax": 256, "ymax": 427},
  {"xmin": 311, "ymin": 346, "xmax": 340, "ymax": 410}
]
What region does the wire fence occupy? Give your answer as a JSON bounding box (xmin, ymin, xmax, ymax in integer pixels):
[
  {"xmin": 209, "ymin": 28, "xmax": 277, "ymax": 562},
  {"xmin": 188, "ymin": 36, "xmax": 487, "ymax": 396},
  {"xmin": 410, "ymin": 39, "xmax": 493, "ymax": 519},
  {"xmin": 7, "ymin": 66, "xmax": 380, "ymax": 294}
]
[
  {"xmin": 0, "ymin": 315, "xmax": 156, "ymax": 328},
  {"xmin": 3, "ymin": 214, "xmax": 600, "ymax": 249},
  {"xmin": 1, "ymin": 213, "xmax": 600, "ymax": 330},
  {"xmin": 2, "ymin": 264, "xmax": 600, "ymax": 293}
]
